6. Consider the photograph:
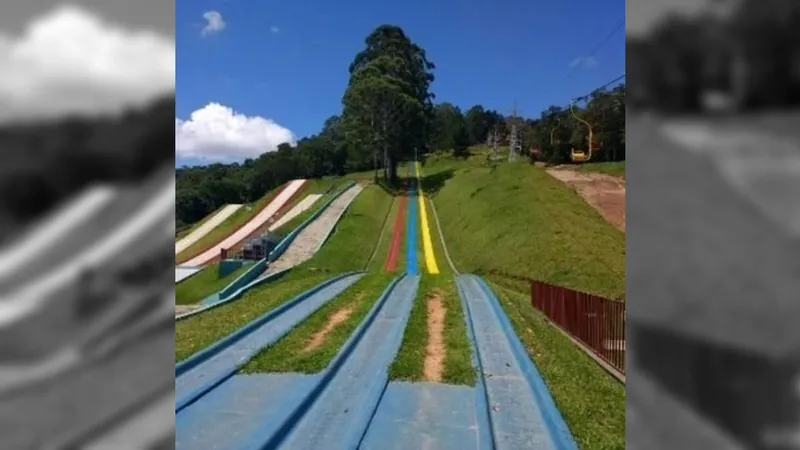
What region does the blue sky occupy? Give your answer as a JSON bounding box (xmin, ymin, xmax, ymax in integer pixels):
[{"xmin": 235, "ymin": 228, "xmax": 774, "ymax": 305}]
[{"xmin": 175, "ymin": 0, "xmax": 625, "ymax": 166}]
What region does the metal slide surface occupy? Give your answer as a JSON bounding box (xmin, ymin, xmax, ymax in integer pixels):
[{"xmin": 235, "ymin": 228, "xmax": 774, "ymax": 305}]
[
  {"xmin": 456, "ymin": 274, "xmax": 576, "ymax": 450},
  {"xmin": 268, "ymin": 275, "xmax": 419, "ymax": 449},
  {"xmin": 175, "ymin": 273, "xmax": 363, "ymax": 409},
  {"xmin": 0, "ymin": 187, "xmax": 115, "ymax": 281},
  {"xmin": 258, "ymin": 184, "xmax": 363, "ymax": 279},
  {"xmin": 183, "ymin": 179, "xmax": 307, "ymax": 267},
  {"xmin": 0, "ymin": 176, "xmax": 174, "ymax": 326},
  {"xmin": 0, "ymin": 173, "xmax": 166, "ymax": 293},
  {"xmin": 175, "ymin": 204, "xmax": 243, "ymax": 254},
  {"xmin": 268, "ymin": 194, "xmax": 323, "ymax": 231}
]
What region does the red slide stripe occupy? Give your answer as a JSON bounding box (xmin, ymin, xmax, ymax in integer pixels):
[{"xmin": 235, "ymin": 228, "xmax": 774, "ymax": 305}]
[{"xmin": 384, "ymin": 184, "xmax": 407, "ymax": 272}]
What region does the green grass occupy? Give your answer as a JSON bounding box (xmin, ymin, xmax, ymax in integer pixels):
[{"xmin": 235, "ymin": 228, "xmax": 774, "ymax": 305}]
[
  {"xmin": 176, "ymin": 184, "xmax": 284, "ymax": 263},
  {"xmin": 241, "ymin": 272, "xmax": 394, "ymax": 373},
  {"xmin": 418, "ymin": 151, "xmax": 624, "ymax": 447},
  {"xmin": 388, "ymin": 190, "xmax": 475, "ymax": 385},
  {"xmin": 489, "ymin": 283, "xmax": 625, "ymax": 450},
  {"xmin": 175, "ymin": 262, "xmax": 252, "ymax": 305},
  {"xmin": 342, "ymin": 169, "xmax": 380, "ymax": 181},
  {"xmin": 576, "ymin": 161, "xmax": 626, "ymax": 179},
  {"xmin": 175, "ymin": 183, "xmax": 394, "ymax": 362},
  {"xmin": 424, "ymin": 153, "xmax": 625, "ymax": 299},
  {"xmin": 306, "ymin": 184, "xmax": 393, "ymax": 273},
  {"xmin": 175, "ymin": 272, "xmax": 330, "ymax": 362},
  {"xmin": 366, "ymin": 194, "xmax": 398, "ymax": 271},
  {"xmin": 388, "ymin": 273, "xmax": 475, "ymax": 385},
  {"xmin": 175, "ymin": 223, "xmax": 193, "ymax": 240}
]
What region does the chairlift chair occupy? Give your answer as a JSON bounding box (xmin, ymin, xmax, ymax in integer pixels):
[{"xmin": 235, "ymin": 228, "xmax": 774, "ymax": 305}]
[{"xmin": 568, "ymin": 101, "xmax": 596, "ymax": 163}]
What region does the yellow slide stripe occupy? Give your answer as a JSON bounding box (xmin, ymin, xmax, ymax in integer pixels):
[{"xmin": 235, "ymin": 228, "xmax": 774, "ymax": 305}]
[{"xmin": 415, "ymin": 162, "xmax": 440, "ymax": 275}]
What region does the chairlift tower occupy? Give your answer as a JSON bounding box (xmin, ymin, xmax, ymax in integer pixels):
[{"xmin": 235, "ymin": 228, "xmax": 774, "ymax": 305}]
[
  {"xmin": 486, "ymin": 129, "xmax": 499, "ymax": 160},
  {"xmin": 508, "ymin": 102, "xmax": 522, "ymax": 162},
  {"xmin": 485, "ymin": 129, "xmax": 500, "ymax": 171}
]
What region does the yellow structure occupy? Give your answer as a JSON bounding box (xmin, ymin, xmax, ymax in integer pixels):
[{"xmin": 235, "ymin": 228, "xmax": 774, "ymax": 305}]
[
  {"xmin": 414, "ymin": 162, "xmax": 440, "ymax": 275},
  {"xmin": 569, "ymin": 102, "xmax": 594, "ymax": 163}
]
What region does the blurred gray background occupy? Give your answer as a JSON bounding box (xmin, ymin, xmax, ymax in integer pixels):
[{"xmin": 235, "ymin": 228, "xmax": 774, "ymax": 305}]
[
  {"xmin": 0, "ymin": 1, "xmax": 175, "ymax": 448},
  {"xmin": 626, "ymin": 0, "xmax": 800, "ymax": 449},
  {"xmin": 0, "ymin": 0, "xmax": 172, "ymax": 34}
]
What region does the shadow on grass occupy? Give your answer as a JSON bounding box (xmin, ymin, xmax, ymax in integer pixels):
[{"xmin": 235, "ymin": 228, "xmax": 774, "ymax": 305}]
[
  {"xmin": 374, "ymin": 179, "xmax": 402, "ymax": 197},
  {"xmin": 420, "ymin": 149, "xmax": 474, "ymax": 166},
  {"xmin": 418, "ymin": 168, "xmax": 455, "ymax": 195}
]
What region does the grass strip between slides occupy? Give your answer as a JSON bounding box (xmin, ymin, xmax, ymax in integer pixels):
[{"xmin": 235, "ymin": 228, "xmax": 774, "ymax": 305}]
[
  {"xmin": 175, "ymin": 184, "xmax": 394, "ymax": 362},
  {"xmin": 241, "ymin": 272, "xmax": 395, "ymax": 373}
]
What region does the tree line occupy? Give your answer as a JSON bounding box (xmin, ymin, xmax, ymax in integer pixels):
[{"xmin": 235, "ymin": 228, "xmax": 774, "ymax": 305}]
[
  {"xmin": 177, "ymin": 24, "xmax": 626, "ymax": 227},
  {"xmin": 627, "ymin": 0, "xmax": 800, "ymax": 112},
  {"xmin": 0, "ymin": 96, "xmax": 174, "ymax": 243},
  {"xmin": 430, "ymin": 83, "xmax": 625, "ymax": 164}
]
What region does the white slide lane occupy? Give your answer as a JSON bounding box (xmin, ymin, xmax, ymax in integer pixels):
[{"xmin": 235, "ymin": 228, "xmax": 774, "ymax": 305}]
[
  {"xmin": 175, "ymin": 266, "xmax": 202, "ymax": 283},
  {"xmin": 261, "ymin": 184, "xmax": 363, "ymax": 277},
  {"xmin": 182, "ymin": 179, "xmax": 307, "ymax": 267},
  {"xmin": 268, "ymin": 194, "xmax": 322, "ymax": 231},
  {"xmin": 0, "ymin": 178, "xmax": 175, "ymax": 326},
  {"xmin": 0, "ymin": 187, "xmax": 116, "ymax": 278},
  {"xmin": 175, "ymin": 204, "xmax": 243, "ymax": 254}
]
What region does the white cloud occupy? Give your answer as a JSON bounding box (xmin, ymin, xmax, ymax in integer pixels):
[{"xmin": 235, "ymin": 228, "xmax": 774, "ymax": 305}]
[
  {"xmin": 175, "ymin": 103, "xmax": 296, "ymax": 162},
  {"xmin": 202, "ymin": 11, "xmax": 226, "ymax": 36},
  {"xmin": 270, "ymin": 25, "xmax": 280, "ymax": 34},
  {"xmin": 0, "ymin": 5, "xmax": 174, "ymax": 123},
  {"xmin": 569, "ymin": 56, "xmax": 599, "ymax": 69}
]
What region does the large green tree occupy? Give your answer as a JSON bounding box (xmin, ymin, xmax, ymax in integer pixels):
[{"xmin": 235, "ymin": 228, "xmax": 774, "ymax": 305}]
[{"xmin": 341, "ymin": 25, "xmax": 435, "ymax": 183}]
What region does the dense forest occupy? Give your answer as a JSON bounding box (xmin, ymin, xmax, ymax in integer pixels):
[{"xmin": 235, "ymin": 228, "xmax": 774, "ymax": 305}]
[
  {"xmin": 177, "ymin": 25, "xmax": 626, "ymax": 227},
  {"xmin": 627, "ymin": 0, "xmax": 800, "ymax": 112},
  {"xmin": 0, "ymin": 96, "xmax": 174, "ymax": 242}
]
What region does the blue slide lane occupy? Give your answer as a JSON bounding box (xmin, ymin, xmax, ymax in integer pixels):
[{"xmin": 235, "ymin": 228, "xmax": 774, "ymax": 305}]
[
  {"xmin": 456, "ymin": 275, "xmax": 577, "ymax": 450},
  {"xmin": 177, "ymin": 275, "xmax": 407, "ymax": 449},
  {"xmin": 176, "ymin": 373, "xmax": 322, "ymax": 449},
  {"xmin": 258, "ymin": 275, "xmax": 420, "ymax": 450},
  {"xmin": 359, "ymin": 271, "xmax": 496, "ymax": 450},
  {"xmin": 405, "ymin": 181, "xmax": 419, "ymax": 275},
  {"xmin": 360, "ymin": 381, "xmax": 487, "ymax": 450},
  {"xmin": 175, "ymin": 273, "xmax": 363, "ymax": 412}
]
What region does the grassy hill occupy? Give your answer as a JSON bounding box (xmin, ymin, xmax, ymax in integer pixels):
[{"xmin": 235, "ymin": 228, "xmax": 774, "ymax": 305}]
[
  {"xmin": 176, "ymin": 153, "xmax": 627, "ymax": 449},
  {"xmin": 420, "ymin": 149, "xmax": 625, "ymax": 299}
]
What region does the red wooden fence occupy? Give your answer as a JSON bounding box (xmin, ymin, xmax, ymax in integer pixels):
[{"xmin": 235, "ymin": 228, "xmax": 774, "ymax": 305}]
[{"xmin": 530, "ymin": 280, "xmax": 626, "ymax": 374}]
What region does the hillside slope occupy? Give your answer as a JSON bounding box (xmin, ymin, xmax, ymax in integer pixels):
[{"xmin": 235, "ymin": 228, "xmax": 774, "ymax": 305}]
[{"xmin": 420, "ymin": 153, "xmax": 625, "ymax": 298}]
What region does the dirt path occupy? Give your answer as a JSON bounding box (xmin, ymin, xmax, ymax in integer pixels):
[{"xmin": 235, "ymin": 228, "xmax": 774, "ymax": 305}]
[
  {"xmin": 304, "ymin": 306, "xmax": 353, "ymax": 352},
  {"xmin": 546, "ymin": 168, "xmax": 626, "ymax": 232},
  {"xmin": 423, "ymin": 290, "xmax": 446, "ymax": 382},
  {"xmin": 260, "ymin": 184, "xmax": 364, "ymax": 278}
]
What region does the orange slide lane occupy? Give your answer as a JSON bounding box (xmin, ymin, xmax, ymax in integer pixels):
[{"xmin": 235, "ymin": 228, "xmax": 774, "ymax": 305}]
[{"xmin": 383, "ymin": 183, "xmax": 407, "ymax": 272}]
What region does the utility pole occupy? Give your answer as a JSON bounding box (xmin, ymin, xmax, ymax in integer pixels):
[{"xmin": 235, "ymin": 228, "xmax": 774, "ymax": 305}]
[{"xmin": 508, "ymin": 100, "xmax": 522, "ymax": 163}]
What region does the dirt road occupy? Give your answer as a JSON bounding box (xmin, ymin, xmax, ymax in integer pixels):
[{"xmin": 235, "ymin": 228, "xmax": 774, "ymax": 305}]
[{"xmin": 546, "ymin": 168, "xmax": 626, "ymax": 231}]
